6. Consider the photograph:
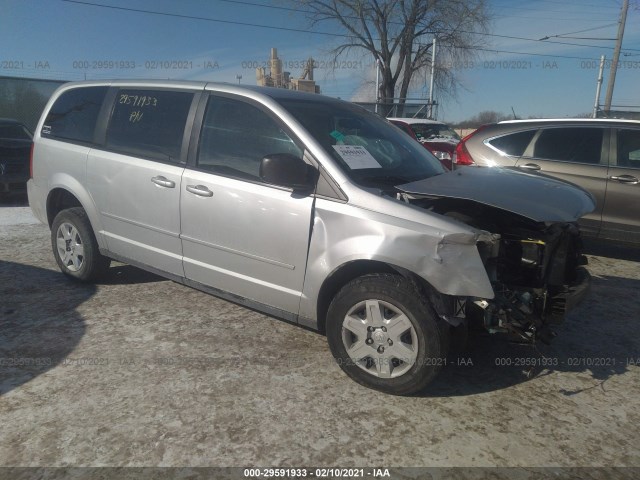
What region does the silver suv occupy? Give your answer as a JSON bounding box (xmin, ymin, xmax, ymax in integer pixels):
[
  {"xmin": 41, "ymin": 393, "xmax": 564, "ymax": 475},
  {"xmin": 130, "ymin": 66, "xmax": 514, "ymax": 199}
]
[
  {"xmin": 29, "ymin": 81, "xmax": 594, "ymax": 395},
  {"xmin": 454, "ymin": 119, "xmax": 640, "ymax": 244}
]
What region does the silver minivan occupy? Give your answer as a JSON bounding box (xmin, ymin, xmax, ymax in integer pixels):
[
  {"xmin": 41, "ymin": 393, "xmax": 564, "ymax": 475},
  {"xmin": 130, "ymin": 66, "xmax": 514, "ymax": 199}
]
[{"xmin": 29, "ymin": 80, "xmax": 594, "ymax": 395}]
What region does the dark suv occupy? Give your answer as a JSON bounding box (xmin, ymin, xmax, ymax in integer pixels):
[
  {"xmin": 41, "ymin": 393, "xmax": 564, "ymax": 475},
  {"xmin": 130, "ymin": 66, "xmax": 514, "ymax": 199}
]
[
  {"xmin": 454, "ymin": 119, "xmax": 640, "ymax": 244},
  {"xmin": 0, "ymin": 118, "xmax": 33, "ymax": 196}
]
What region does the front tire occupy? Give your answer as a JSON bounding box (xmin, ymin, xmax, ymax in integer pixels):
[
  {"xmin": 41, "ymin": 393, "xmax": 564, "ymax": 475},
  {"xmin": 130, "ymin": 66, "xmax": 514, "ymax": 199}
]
[
  {"xmin": 326, "ymin": 273, "xmax": 449, "ymax": 395},
  {"xmin": 51, "ymin": 207, "xmax": 110, "ymax": 282}
]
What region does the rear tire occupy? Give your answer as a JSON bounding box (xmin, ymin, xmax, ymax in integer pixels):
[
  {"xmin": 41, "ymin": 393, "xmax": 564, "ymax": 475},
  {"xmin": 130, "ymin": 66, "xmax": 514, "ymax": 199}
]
[
  {"xmin": 51, "ymin": 207, "xmax": 110, "ymax": 282},
  {"xmin": 326, "ymin": 273, "xmax": 449, "ymax": 395}
]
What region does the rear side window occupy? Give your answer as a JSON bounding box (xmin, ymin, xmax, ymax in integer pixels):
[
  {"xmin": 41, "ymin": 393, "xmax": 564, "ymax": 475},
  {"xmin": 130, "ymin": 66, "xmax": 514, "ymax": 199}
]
[
  {"xmin": 42, "ymin": 86, "xmax": 108, "ymax": 143},
  {"xmin": 617, "ymin": 129, "xmax": 640, "ymax": 168},
  {"xmin": 488, "ymin": 130, "xmax": 535, "ymax": 156},
  {"xmin": 106, "ymin": 89, "xmax": 194, "ymax": 163},
  {"xmin": 533, "ymin": 127, "xmax": 603, "ymax": 164},
  {"xmin": 410, "ymin": 123, "xmax": 460, "ymax": 141}
]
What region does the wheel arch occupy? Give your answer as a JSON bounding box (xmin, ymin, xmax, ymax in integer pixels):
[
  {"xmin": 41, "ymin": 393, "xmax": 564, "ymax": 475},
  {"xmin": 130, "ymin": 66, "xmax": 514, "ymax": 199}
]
[
  {"xmin": 315, "ymin": 259, "xmax": 443, "ymax": 334},
  {"xmin": 45, "ymin": 178, "xmax": 106, "ymax": 250},
  {"xmin": 46, "ymin": 188, "xmax": 83, "ymax": 227}
]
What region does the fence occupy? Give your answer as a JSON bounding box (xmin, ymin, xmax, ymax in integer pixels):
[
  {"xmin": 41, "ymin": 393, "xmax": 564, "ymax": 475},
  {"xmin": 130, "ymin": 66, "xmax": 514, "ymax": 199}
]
[
  {"xmin": 598, "ymin": 108, "xmax": 640, "ymax": 121},
  {"xmin": 354, "ymin": 100, "xmax": 438, "ymax": 119}
]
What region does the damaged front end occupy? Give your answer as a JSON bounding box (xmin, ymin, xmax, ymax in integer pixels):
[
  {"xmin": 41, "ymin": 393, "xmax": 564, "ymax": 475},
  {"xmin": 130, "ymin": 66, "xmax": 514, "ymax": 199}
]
[
  {"xmin": 398, "ymin": 167, "xmax": 595, "ymax": 344},
  {"xmin": 470, "ymin": 218, "xmax": 590, "ymax": 344}
]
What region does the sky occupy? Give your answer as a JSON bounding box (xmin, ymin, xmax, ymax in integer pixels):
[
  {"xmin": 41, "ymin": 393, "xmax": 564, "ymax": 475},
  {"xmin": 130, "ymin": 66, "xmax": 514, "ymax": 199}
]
[{"xmin": 1, "ymin": 0, "xmax": 639, "ymax": 123}]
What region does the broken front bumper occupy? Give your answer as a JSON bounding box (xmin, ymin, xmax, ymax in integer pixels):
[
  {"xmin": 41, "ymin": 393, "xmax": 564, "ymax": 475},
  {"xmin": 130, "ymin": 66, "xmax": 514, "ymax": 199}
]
[{"xmin": 547, "ymin": 266, "xmax": 591, "ymax": 324}]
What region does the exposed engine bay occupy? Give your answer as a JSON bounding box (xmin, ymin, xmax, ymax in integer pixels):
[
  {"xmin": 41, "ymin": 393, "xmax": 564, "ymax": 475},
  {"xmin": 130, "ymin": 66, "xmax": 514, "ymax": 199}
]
[{"xmin": 409, "ymin": 196, "xmax": 591, "ymax": 345}]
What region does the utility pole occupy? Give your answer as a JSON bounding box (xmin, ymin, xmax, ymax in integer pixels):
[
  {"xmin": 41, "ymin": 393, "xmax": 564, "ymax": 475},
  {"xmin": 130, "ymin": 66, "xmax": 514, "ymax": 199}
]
[
  {"xmin": 593, "ymin": 55, "xmax": 606, "ymax": 118},
  {"xmin": 604, "ymin": 0, "xmax": 629, "ymax": 113},
  {"xmin": 375, "ymin": 59, "xmax": 381, "ymax": 114},
  {"xmin": 428, "ymin": 37, "xmax": 436, "ymax": 119}
]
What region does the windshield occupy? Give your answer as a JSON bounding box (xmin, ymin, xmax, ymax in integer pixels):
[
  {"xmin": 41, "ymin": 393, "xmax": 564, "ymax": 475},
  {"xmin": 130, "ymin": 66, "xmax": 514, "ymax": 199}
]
[
  {"xmin": 0, "ymin": 124, "xmax": 32, "ymax": 140},
  {"xmin": 278, "ymin": 99, "xmax": 445, "ymax": 187},
  {"xmin": 409, "ymin": 123, "xmax": 460, "ymax": 142}
]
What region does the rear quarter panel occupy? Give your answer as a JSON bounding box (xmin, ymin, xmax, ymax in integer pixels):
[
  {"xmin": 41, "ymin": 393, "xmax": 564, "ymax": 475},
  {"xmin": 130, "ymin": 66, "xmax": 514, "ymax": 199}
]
[{"xmin": 32, "ymin": 136, "xmax": 106, "ymax": 248}]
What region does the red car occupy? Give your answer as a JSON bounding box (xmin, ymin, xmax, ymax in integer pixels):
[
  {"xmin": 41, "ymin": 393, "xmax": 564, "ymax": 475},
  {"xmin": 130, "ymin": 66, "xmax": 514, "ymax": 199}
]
[{"xmin": 388, "ymin": 118, "xmax": 460, "ymax": 170}]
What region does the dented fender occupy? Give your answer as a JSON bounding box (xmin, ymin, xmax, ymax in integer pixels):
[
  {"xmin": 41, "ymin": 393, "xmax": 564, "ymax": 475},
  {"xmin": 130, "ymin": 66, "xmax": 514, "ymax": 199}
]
[{"xmin": 298, "ymin": 198, "xmax": 495, "ymax": 327}]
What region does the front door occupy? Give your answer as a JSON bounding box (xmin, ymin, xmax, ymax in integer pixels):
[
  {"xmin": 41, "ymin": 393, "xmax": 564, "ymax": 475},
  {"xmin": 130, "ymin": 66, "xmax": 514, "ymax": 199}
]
[
  {"xmin": 515, "ymin": 126, "xmax": 609, "ymax": 237},
  {"xmin": 180, "ymin": 94, "xmax": 315, "ymax": 315},
  {"xmin": 601, "ymin": 128, "xmax": 640, "ymax": 243}
]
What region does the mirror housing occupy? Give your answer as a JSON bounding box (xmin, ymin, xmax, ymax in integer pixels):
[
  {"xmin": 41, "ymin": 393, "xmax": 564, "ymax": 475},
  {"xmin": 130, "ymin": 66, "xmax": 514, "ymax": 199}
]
[{"xmin": 259, "ymin": 153, "xmax": 317, "ymax": 191}]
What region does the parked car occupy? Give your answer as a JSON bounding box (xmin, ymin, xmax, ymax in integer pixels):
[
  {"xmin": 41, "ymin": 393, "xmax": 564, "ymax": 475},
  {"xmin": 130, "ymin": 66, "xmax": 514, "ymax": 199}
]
[
  {"xmin": 29, "ymin": 81, "xmax": 593, "ymax": 395},
  {"xmin": 454, "ymin": 119, "xmax": 640, "ymax": 245},
  {"xmin": 388, "ymin": 117, "xmax": 460, "ymax": 170},
  {"xmin": 0, "ymin": 118, "xmax": 33, "ymax": 196},
  {"xmin": 388, "ymin": 118, "xmax": 450, "ymax": 170},
  {"xmin": 388, "ymin": 118, "xmax": 420, "ymax": 141}
]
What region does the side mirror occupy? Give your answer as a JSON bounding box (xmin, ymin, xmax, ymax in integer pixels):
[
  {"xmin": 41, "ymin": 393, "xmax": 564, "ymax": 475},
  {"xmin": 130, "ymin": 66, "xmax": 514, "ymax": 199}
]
[{"xmin": 259, "ymin": 153, "xmax": 317, "ymax": 191}]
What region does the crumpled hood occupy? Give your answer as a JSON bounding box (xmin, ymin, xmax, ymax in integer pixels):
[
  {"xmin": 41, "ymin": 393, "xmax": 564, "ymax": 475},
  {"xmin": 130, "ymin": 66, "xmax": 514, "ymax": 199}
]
[{"xmin": 397, "ymin": 166, "xmax": 596, "ymax": 223}]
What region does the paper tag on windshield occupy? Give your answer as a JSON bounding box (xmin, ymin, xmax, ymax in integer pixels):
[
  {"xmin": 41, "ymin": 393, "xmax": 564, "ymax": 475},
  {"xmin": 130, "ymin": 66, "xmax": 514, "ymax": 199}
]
[{"xmin": 332, "ymin": 145, "xmax": 381, "ymax": 169}]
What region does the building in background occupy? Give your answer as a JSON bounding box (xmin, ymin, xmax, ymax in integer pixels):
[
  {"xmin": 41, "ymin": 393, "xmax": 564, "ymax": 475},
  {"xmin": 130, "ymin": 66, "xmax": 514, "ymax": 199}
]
[{"xmin": 256, "ymin": 48, "xmax": 320, "ymax": 94}]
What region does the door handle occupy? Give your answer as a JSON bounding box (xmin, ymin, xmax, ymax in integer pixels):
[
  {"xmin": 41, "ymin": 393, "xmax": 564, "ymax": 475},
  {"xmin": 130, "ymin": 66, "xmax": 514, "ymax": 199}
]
[
  {"xmin": 610, "ymin": 174, "xmax": 639, "ymax": 185},
  {"xmin": 151, "ymin": 176, "xmax": 175, "ymax": 188},
  {"xmin": 519, "ymin": 163, "xmax": 541, "ymax": 171},
  {"xmin": 186, "ymin": 185, "xmax": 214, "ymax": 197}
]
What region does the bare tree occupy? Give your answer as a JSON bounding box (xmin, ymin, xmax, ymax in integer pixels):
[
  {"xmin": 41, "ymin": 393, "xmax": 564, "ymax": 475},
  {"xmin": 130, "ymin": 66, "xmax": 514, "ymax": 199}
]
[{"xmin": 298, "ymin": 0, "xmax": 490, "ymax": 111}]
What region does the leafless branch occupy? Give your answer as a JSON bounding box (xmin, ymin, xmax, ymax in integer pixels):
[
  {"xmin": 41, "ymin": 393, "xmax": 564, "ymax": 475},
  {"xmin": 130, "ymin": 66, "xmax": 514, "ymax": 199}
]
[{"xmin": 295, "ymin": 0, "xmax": 490, "ymax": 112}]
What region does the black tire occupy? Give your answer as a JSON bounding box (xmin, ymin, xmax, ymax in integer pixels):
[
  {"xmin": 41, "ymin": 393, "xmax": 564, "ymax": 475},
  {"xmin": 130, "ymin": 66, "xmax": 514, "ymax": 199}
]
[
  {"xmin": 326, "ymin": 273, "xmax": 449, "ymax": 395},
  {"xmin": 51, "ymin": 207, "xmax": 110, "ymax": 282}
]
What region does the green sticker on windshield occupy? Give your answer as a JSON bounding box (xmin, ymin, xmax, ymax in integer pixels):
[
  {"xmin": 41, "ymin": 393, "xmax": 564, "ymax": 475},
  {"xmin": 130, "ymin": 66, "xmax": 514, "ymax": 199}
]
[{"xmin": 330, "ymin": 130, "xmax": 345, "ymax": 142}]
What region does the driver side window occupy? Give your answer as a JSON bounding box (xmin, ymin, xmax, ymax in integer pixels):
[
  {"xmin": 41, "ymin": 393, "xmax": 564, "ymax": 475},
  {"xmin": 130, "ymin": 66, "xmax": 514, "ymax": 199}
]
[{"xmin": 197, "ymin": 95, "xmax": 303, "ymax": 181}]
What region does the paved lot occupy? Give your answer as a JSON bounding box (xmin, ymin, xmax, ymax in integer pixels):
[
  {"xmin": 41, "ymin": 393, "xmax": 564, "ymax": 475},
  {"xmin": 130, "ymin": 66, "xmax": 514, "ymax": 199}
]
[{"xmin": 1, "ymin": 197, "xmax": 639, "ymax": 470}]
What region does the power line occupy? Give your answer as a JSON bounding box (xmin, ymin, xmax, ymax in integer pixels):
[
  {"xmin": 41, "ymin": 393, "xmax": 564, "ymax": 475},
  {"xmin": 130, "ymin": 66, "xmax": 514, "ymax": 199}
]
[
  {"xmin": 557, "ymin": 23, "xmax": 620, "ymax": 35},
  {"xmin": 493, "ymin": 14, "xmax": 615, "ymax": 22},
  {"xmin": 539, "ymin": 23, "xmax": 619, "ymax": 40},
  {"xmin": 60, "ymin": 0, "xmax": 349, "ymax": 38},
  {"xmin": 59, "ymin": 0, "xmax": 640, "ymax": 57},
  {"xmin": 548, "ymin": 36, "xmax": 617, "ymax": 41},
  {"xmin": 214, "ymin": 0, "xmax": 640, "ymax": 53},
  {"xmin": 493, "ymin": 0, "xmax": 620, "ymax": 10},
  {"xmin": 464, "ymin": 30, "xmax": 629, "ymax": 52},
  {"xmin": 491, "ymin": 4, "xmax": 620, "ymax": 15},
  {"xmin": 443, "ymin": 45, "xmax": 601, "ymax": 61}
]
